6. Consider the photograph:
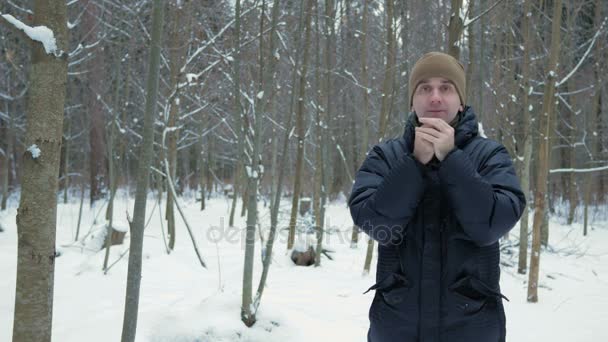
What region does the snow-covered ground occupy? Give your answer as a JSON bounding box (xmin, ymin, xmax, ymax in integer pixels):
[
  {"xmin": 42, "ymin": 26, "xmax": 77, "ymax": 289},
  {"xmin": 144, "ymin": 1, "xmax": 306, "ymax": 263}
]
[{"xmin": 1, "ymin": 191, "xmax": 607, "ymax": 341}]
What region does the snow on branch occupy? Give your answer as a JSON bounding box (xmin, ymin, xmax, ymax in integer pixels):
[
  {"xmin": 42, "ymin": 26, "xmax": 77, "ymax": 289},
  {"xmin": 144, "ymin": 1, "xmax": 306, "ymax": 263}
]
[
  {"xmin": 556, "ymin": 17, "xmax": 607, "ymax": 88},
  {"xmin": 550, "ymin": 165, "xmax": 608, "ymax": 174},
  {"xmin": 0, "ymin": 12, "xmax": 59, "ymax": 55},
  {"xmin": 464, "ymin": 0, "xmax": 506, "ymax": 27}
]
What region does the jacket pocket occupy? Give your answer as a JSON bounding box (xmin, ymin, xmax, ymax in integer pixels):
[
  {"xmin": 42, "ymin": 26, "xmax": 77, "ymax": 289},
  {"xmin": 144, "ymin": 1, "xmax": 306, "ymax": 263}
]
[
  {"xmin": 448, "ymin": 275, "xmax": 508, "ymax": 316},
  {"xmin": 364, "ymin": 272, "xmax": 411, "ymax": 305}
]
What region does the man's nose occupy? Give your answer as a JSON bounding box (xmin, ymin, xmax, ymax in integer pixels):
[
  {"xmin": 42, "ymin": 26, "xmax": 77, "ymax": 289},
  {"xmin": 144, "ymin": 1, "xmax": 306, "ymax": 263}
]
[{"xmin": 429, "ymin": 89, "xmax": 442, "ymax": 102}]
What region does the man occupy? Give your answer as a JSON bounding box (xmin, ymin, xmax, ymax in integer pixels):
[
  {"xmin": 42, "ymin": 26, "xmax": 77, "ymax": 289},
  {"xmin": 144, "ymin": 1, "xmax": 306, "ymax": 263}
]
[{"xmin": 349, "ymin": 52, "xmax": 525, "ymax": 342}]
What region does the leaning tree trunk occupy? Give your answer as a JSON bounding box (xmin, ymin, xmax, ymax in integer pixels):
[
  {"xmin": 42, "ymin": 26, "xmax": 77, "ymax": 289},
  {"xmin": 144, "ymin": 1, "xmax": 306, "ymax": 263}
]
[
  {"xmin": 528, "ymin": 0, "xmax": 562, "ymax": 303},
  {"xmin": 120, "ymin": 0, "xmax": 164, "ymax": 340},
  {"xmin": 10, "ymin": 1, "xmax": 68, "ymax": 340}
]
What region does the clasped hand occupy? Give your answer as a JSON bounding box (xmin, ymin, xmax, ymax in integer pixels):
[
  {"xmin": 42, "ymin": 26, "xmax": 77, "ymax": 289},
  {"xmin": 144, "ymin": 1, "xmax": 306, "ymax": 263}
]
[{"xmin": 413, "ymin": 117, "xmax": 455, "ymax": 164}]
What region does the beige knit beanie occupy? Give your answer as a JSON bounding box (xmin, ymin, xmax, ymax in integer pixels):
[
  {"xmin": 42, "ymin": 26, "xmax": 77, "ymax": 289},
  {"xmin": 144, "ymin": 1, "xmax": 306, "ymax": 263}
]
[{"xmin": 408, "ymin": 52, "xmax": 466, "ymax": 106}]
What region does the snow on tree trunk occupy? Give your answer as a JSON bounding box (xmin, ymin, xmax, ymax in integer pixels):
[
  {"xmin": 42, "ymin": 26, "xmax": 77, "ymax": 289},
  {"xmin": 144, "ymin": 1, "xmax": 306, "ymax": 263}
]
[{"xmin": 12, "ymin": 1, "xmax": 68, "ymax": 340}]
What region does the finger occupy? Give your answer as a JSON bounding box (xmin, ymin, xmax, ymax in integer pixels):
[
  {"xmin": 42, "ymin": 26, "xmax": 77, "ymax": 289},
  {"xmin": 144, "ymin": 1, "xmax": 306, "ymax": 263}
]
[
  {"xmin": 419, "ymin": 117, "xmax": 453, "ymax": 132},
  {"xmin": 416, "ymin": 127, "xmax": 445, "ymax": 139},
  {"xmin": 416, "ymin": 130, "xmax": 439, "ymax": 144}
]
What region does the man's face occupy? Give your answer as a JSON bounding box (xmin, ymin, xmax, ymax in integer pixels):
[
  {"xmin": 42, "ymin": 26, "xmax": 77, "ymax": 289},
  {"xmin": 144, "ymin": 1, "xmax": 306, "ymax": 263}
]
[{"xmin": 412, "ymin": 77, "xmax": 463, "ymax": 123}]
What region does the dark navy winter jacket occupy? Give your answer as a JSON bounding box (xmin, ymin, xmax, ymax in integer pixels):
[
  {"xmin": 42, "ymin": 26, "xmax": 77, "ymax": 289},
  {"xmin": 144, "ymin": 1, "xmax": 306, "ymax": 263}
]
[{"xmin": 349, "ymin": 107, "xmax": 525, "ymax": 342}]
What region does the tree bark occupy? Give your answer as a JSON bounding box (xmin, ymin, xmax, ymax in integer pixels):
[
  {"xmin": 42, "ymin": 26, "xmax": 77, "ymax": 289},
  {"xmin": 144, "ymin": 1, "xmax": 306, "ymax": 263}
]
[
  {"xmin": 120, "ymin": 0, "xmax": 164, "ymax": 340},
  {"xmin": 86, "ymin": 0, "xmax": 107, "ymax": 205},
  {"xmin": 447, "ymin": 0, "xmax": 464, "ymax": 59},
  {"xmin": 104, "ymin": 55, "xmax": 122, "ymax": 271},
  {"xmin": 351, "ymin": 0, "xmax": 370, "ymax": 248},
  {"xmin": 287, "ymin": 0, "xmax": 314, "ymax": 250},
  {"xmin": 229, "ymin": 0, "xmax": 245, "ymax": 228},
  {"xmin": 62, "ymin": 118, "xmax": 70, "ymax": 204},
  {"xmin": 528, "ymin": 0, "xmax": 562, "ymax": 303},
  {"xmin": 12, "ymin": 1, "xmax": 68, "ymax": 340},
  {"xmin": 1, "ymin": 101, "xmax": 12, "ymax": 210},
  {"xmin": 365, "ymin": 0, "xmax": 395, "ymax": 274},
  {"xmin": 518, "ymin": 0, "xmax": 533, "ymax": 275}
]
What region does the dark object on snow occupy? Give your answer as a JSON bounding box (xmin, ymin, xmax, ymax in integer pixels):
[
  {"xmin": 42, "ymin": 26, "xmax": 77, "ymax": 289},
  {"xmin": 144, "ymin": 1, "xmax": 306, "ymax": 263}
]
[
  {"xmin": 291, "ymin": 246, "xmax": 316, "ymax": 266},
  {"xmin": 101, "ymin": 226, "xmax": 126, "ymax": 249},
  {"xmin": 299, "ymin": 198, "xmax": 311, "ymax": 216},
  {"xmin": 349, "ymin": 107, "xmax": 525, "ymax": 342}
]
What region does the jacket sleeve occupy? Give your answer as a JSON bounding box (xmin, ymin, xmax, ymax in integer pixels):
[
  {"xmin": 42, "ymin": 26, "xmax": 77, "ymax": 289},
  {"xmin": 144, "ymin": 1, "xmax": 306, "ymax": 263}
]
[
  {"xmin": 438, "ymin": 145, "xmax": 526, "ymax": 246},
  {"xmin": 348, "ymin": 144, "xmax": 425, "ymax": 245}
]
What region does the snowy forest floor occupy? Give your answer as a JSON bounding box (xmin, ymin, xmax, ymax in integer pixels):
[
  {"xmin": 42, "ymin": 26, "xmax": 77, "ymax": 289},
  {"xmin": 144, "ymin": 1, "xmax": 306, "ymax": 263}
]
[{"xmin": 1, "ymin": 190, "xmax": 607, "ymax": 341}]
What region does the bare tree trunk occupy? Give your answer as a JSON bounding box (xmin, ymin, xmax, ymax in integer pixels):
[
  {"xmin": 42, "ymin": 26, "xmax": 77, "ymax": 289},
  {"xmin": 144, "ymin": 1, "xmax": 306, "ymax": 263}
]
[
  {"xmin": 517, "ymin": 0, "xmax": 533, "ymax": 275},
  {"xmin": 242, "ymin": 0, "xmax": 282, "ymax": 325},
  {"xmin": 364, "ymin": 0, "xmax": 395, "ymax": 274},
  {"xmin": 86, "ymin": 0, "xmax": 107, "ymax": 205},
  {"xmin": 120, "ymin": 0, "xmax": 164, "ymax": 340},
  {"xmin": 447, "ymin": 0, "xmax": 464, "ymax": 59},
  {"xmin": 199, "ymin": 110, "xmax": 206, "ymax": 211},
  {"xmin": 464, "ymin": 0, "xmax": 475, "ymax": 101},
  {"xmin": 351, "ymin": 0, "xmax": 370, "ymax": 248},
  {"xmin": 583, "ymin": 0, "xmax": 603, "ymax": 235},
  {"xmin": 376, "ymin": 0, "xmax": 396, "ymax": 141},
  {"xmin": 313, "ymin": 0, "xmax": 334, "ymax": 266},
  {"xmin": 528, "ymin": 0, "xmax": 562, "ymax": 303},
  {"xmin": 229, "ymin": 0, "xmax": 245, "ymax": 228},
  {"xmin": 104, "ymin": 56, "xmax": 121, "ymax": 271},
  {"xmin": 165, "ymin": 0, "xmax": 190, "ymax": 249},
  {"xmin": 287, "ymin": 0, "xmax": 315, "ymax": 250},
  {"xmin": 1, "ymin": 101, "xmax": 12, "ymax": 210},
  {"xmin": 11, "ymin": 1, "xmax": 68, "ymax": 340},
  {"xmin": 75, "ymin": 175, "xmax": 86, "ymax": 241},
  {"xmin": 62, "ymin": 118, "xmax": 70, "ymax": 204}
]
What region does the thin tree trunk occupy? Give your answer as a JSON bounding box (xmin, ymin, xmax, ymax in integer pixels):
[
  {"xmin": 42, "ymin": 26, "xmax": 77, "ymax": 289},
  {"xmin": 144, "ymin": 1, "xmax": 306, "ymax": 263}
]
[
  {"xmin": 62, "ymin": 118, "xmax": 70, "ymax": 204},
  {"xmin": 75, "ymin": 176, "xmax": 86, "ymax": 241},
  {"xmin": 11, "ymin": 1, "xmax": 68, "ymax": 340},
  {"xmin": 287, "ymin": 0, "xmax": 315, "ymax": 250},
  {"xmin": 528, "ymin": 0, "xmax": 562, "ymax": 303},
  {"xmin": 364, "ymin": 0, "xmax": 395, "ymax": 274},
  {"xmin": 120, "ymin": 0, "xmax": 164, "ymax": 340},
  {"xmin": 229, "ymin": 0, "xmax": 245, "ymax": 228},
  {"xmin": 376, "ymin": 0, "xmax": 396, "ymax": 141},
  {"xmin": 1, "ymin": 101, "xmax": 12, "ymax": 210},
  {"xmin": 243, "ymin": 0, "xmax": 282, "ymax": 325},
  {"xmin": 465, "ymin": 0, "xmax": 475, "ymax": 102},
  {"xmin": 314, "ymin": 0, "xmax": 333, "ymax": 266},
  {"xmin": 351, "ymin": 0, "xmax": 371, "ymax": 248},
  {"xmin": 165, "ymin": 0, "xmax": 189, "ymax": 249},
  {"xmin": 447, "ymin": 0, "xmax": 464, "ymax": 59},
  {"xmin": 199, "ymin": 110, "xmax": 206, "ymax": 211},
  {"xmin": 86, "ymin": 0, "xmax": 107, "ymax": 206},
  {"xmin": 518, "ymin": 0, "xmax": 533, "ymax": 275},
  {"xmin": 103, "ymin": 57, "xmax": 121, "ymax": 271}
]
